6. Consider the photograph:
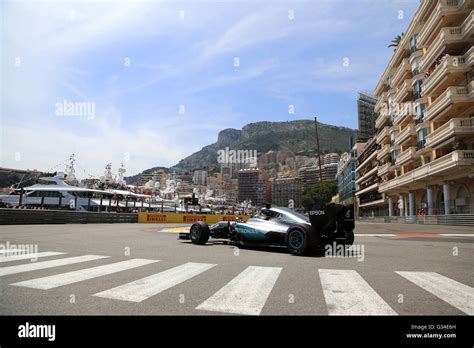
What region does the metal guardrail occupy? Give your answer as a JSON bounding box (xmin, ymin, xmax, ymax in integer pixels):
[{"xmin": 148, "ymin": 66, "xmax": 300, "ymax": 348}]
[
  {"xmin": 0, "ymin": 208, "xmax": 138, "ymax": 225},
  {"xmin": 357, "ymin": 214, "xmax": 474, "ymax": 226}
]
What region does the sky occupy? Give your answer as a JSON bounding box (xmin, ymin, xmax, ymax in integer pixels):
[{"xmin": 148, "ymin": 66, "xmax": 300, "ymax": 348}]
[{"xmin": 1, "ymin": 0, "xmax": 419, "ymax": 178}]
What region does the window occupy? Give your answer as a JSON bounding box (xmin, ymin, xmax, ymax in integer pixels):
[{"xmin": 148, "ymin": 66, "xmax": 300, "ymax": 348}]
[
  {"xmin": 411, "ymin": 59, "xmax": 420, "ymax": 75},
  {"xmin": 456, "ymin": 185, "xmax": 471, "ymax": 214},
  {"xmin": 413, "ymin": 80, "xmax": 423, "ymax": 99},
  {"xmin": 424, "ymin": 155, "xmax": 431, "ymax": 164},
  {"xmin": 409, "ymin": 34, "xmax": 418, "ymax": 53},
  {"xmin": 417, "ymin": 128, "xmax": 428, "ymax": 148},
  {"xmin": 415, "ymin": 104, "xmax": 426, "ymax": 122},
  {"xmin": 387, "ymin": 75, "xmax": 393, "ymax": 88}
]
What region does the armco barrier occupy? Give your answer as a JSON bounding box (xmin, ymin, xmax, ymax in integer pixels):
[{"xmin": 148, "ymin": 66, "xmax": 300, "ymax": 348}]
[
  {"xmin": 357, "ymin": 214, "xmax": 474, "ymax": 226},
  {"xmin": 138, "ymin": 212, "xmax": 250, "ymax": 224},
  {"xmin": 0, "ymin": 208, "xmax": 138, "ymax": 225}
]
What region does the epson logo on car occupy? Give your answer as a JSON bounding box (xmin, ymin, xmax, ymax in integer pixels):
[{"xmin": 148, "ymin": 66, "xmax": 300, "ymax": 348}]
[{"xmin": 309, "ymin": 210, "xmax": 325, "ymax": 216}]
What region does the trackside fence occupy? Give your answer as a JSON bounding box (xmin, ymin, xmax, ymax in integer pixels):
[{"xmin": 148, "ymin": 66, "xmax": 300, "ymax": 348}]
[
  {"xmin": 357, "ymin": 214, "xmax": 474, "ymax": 226},
  {"xmin": 0, "ymin": 208, "xmax": 138, "ymax": 225}
]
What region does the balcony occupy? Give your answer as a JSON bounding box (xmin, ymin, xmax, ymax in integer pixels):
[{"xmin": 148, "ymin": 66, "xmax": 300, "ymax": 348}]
[
  {"xmin": 418, "ymin": 0, "xmax": 470, "ymax": 48},
  {"xmin": 374, "ymin": 92, "xmax": 388, "ymax": 113},
  {"xmin": 356, "ymin": 166, "xmax": 378, "ymax": 186},
  {"xmin": 393, "ymin": 79, "xmax": 413, "ymax": 104},
  {"xmin": 425, "ymin": 117, "xmax": 474, "ymax": 148},
  {"xmin": 422, "ymin": 47, "xmax": 474, "ymax": 97},
  {"xmin": 393, "ymin": 108, "xmax": 414, "ymax": 126},
  {"xmin": 424, "ymin": 85, "xmax": 474, "ymax": 122},
  {"xmin": 356, "ymin": 148, "xmax": 377, "ymax": 172},
  {"xmin": 420, "ymin": 12, "xmax": 474, "ymax": 72},
  {"xmin": 417, "ymin": 0, "xmax": 438, "ymax": 23},
  {"xmin": 377, "ymin": 144, "xmax": 390, "ymax": 160},
  {"xmin": 391, "ymin": 59, "xmax": 412, "ymax": 88},
  {"xmin": 379, "ymin": 150, "xmax": 474, "ymax": 192},
  {"xmin": 355, "ymin": 182, "xmax": 379, "ymax": 197},
  {"xmin": 375, "ymin": 113, "xmax": 389, "ymax": 129},
  {"xmin": 395, "ymin": 146, "xmax": 417, "ymax": 166},
  {"xmin": 376, "ymin": 126, "xmax": 390, "ymax": 144},
  {"xmin": 394, "ymin": 124, "xmax": 416, "ymax": 145},
  {"xmin": 377, "ymin": 162, "xmax": 391, "ymax": 177}
]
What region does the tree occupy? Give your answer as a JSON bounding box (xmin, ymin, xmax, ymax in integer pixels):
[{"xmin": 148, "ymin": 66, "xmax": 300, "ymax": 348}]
[
  {"xmin": 301, "ymin": 181, "xmax": 338, "ymax": 210},
  {"xmin": 388, "ymin": 33, "xmax": 404, "ymax": 51}
]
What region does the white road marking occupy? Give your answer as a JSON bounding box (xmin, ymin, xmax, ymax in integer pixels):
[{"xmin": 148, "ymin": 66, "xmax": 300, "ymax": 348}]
[
  {"xmin": 355, "ymin": 234, "xmax": 396, "ymax": 237},
  {"xmin": 0, "ymin": 249, "xmax": 29, "ymax": 253},
  {"xmin": 319, "ymin": 269, "xmax": 397, "ymax": 315},
  {"xmin": 10, "ymin": 258, "xmax": 158, "ymax": 289},
  {"xmin": 0, "ymin": 255, "xmax": 109, "ymax": 276},
  {"xmin": 396, "ymin": 271, "xmax": 474, "ymax": 315},
  {"xmin": 0, "ymin": 252, "xmax": 66, "ymax": 263},
  {"xmin": 93, "ymin": 262, "xmax": 216, "ymax": 302},
  {"xmin": 196, "ymin": 266, "xmax": 282, "ymax": 315},
  {"xmin": 439, "ymin": 234, "xmax": 474, "ymax": 237}
]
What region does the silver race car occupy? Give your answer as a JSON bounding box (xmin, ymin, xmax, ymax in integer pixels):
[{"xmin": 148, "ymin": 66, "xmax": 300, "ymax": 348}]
[{"xmin": 179, "ymin": 203, "xmax": 355, "ymax": 255}]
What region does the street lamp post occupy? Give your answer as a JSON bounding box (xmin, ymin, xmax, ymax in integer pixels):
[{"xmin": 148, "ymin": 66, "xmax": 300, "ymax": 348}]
[{"xmin": 314, "ymin": 117, "xmax": 323, "ymax": 182}]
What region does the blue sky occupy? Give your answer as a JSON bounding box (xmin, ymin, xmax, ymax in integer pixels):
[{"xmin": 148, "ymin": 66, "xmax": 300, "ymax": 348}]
[{"xmin": 1, "ymin": 0, "xmax": 418, "ymax": 177}]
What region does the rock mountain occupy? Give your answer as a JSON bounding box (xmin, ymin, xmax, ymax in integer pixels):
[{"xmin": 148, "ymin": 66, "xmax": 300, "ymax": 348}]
[
  {"xmin": 151, "ymin": 120, "xmax": 357, "ymax": 175},
  {"xmin": 126, "ymin": 120, "xmax": 358, "ymax": 182}
]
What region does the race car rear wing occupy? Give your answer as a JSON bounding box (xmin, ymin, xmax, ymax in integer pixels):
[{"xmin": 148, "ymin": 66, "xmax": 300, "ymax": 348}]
[{"xmin": 308, "ymin": 203, "xmax": 355, "ymax": 234}]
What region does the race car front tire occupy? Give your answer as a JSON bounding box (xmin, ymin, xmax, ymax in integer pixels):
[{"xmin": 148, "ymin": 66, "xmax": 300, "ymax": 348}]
[
  {"xmin": 285, "ymin": 224, "xmax": 319, "ymax": 256},
  {"xmin": 189, "ymin": 221, "xmax": 210, "ymax": 245}
]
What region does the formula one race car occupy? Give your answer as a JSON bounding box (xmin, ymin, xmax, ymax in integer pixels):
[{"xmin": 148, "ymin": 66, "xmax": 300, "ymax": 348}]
[{"xmin": 179, "ymin": 203, "xmax": 355, "ymax": 256}]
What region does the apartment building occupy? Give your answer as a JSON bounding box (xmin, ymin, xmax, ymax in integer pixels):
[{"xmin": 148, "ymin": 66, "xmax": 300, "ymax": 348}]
[
  {"xmin": 355, "ymin": 136, "xmax": 387, "ymax": 216},
  {"xmin": 337, "ymin": 141, "xmax": 366, "ymax": 206},
  {"xmin": 237, "ymin": 169, "xmax": 261, "ymax": 205},
  {"xmin": 373, "ymin": 0, "xmax": 474, "ymax": 216},
  {"xmin": 271, "ymin": 177, "xmax": 302, "ymax": 208},
  {"xmin": 357, "ymin": 92, "xmax": 379, "ymax": 141},
  {"xmin": 192, "ymin": 170, "xmax": 208, "ymax": 186}
]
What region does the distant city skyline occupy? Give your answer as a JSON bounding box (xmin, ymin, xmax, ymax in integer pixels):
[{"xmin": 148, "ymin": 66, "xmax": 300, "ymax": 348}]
[{"xmin": 1, "ymin": 0, "xmax": 418, "ymax": 176}]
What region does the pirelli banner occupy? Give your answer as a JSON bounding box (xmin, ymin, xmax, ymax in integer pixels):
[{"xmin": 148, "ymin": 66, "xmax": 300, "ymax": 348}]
[{"xmin": 138, "ymin": 212, "xmax": 250, "ymax": 224}]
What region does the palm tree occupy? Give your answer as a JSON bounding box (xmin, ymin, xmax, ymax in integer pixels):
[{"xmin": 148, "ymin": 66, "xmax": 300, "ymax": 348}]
[{"xmin": 388, "ymin": 33, "xmax": 404, "ymax": 51}]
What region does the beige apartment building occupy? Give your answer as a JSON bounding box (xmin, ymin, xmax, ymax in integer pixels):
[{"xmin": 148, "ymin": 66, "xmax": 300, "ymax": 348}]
[{"xmin": 372, "ymin": 0, "xmax": 474, "ymax": 217}]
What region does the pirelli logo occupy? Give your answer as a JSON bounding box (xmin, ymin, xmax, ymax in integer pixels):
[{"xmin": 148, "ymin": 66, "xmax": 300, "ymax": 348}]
[
  {"xmin": 183, "ymin": 215, "xmax": 207, "ymax": 222},
  {"xmin": 146, "ymin": 214, "xmax": 167, "ymax": 222},
  {"xmin": 222, "ymin": 216, "xmax": 239, "ymax": 221}
]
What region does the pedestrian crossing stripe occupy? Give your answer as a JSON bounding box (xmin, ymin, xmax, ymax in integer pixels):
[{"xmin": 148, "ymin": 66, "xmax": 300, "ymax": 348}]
[
  {"xmin": 10, "ymin": 259, "xmax": 158, "ymax": 290},
  {"xmin": 0, "ymin": 252, "xmax": 66, "ymax": 263},
  {"xmin": 93, "ymin": 262, "xmax": 216, "ymax": 303},
  {"xmin": 319, "ymin": 269, "xmax": 397, "ymax": 315},
  {"xmin": 2, "ymin": 253, "xmax": 473, "ymax": 316},
  {"xmin": 396, "ymin": 271, "xmax": 474, "ymax": 315},
  {"xmin": 196, "ymin": 266, "xmax": 282, "ymax": 315},
  {"xmin": 0, "ymin": 255, "xmax": 110, "ymax": 277}
]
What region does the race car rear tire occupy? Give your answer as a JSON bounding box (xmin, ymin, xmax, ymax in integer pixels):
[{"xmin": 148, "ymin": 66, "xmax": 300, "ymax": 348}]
[
  {"xmin": 285, "ymin": 224, "xmax": 319, "ymax": 256},
  {"xmin": 332, "ymin": 229, "xmax": 354, "ymax": 246},
  {"xmin": 189, "ymin": 221, "xmax": 210, "ymax": 245},
  {"xmin": 344, "ymin": 230, "xmax": 355, "ymax": 246}
]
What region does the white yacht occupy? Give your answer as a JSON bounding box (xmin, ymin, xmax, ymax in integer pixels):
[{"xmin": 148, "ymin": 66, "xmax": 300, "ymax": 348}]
[{"xmin": 0, "ymin": 156, "xmax": 178, "ymax": 212}]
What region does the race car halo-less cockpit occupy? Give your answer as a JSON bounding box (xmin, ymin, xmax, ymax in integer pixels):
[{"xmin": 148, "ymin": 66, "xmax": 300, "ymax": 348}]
[{"xmin": 179, "ymin": 203, "xmax": 355, "ymax": 256}]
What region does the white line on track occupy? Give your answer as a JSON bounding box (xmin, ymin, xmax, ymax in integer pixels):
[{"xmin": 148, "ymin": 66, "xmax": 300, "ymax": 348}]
[
  {"xmin": 196, "ymin": 266, "xmax": 282, "ymax": 315},
  {"xmin": 10, "ymin": 258, "xmax": 158, "ymax": 289},
  {"xmin": 0, "ymin": 255, "xmax": 109, "ymax": 276},
  {"xmin": 93, "ymin": 262, "xmax": 216, "ymax": 302},
  {"xmin": 396, "ymin": 271, "xmax": 474, "ymax": 315},
  {"xmin": 0, "ymin": 252, "xmax": 66, "ymax": 263},
  {"xmin": 319, "ymin": 269, "xmax": 397, "ymax": 315}
]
